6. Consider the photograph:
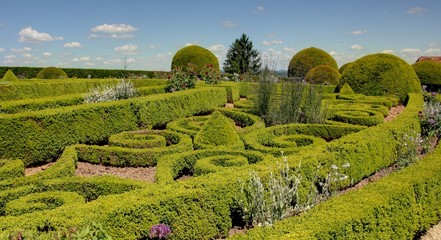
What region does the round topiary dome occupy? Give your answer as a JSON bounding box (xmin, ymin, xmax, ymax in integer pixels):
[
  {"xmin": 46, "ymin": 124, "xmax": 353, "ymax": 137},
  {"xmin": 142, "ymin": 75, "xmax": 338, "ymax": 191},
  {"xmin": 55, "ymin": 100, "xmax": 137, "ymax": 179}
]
[
  {"xmin": 412, "ymin": 60, "xmax": 441, "ymax": 88},
  {"xmin": 171, "ymin": 45, "xmax": 219, "ymax": 74},
  {"xmin": 37, "ymin": 67, "xmax": 67, "ymax": 79},
  {"xmin": 337, "ymin": 54, "xmax": 422, "ymax": 102},
  {"xmin": 288, "ymin": 47, "xmax": 338, "ymax": 78},
  {"xmin": 305, "ymin": 65, "xmax": 341, "ymax": 85}
]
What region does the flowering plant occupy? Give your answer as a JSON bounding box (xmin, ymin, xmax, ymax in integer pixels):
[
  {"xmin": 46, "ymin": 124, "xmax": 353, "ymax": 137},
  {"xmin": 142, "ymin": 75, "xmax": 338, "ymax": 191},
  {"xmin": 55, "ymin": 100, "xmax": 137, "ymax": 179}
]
[
  {"xmin": 165, "ymin": 68, "xmax": 196, "ymax": 92},
  {"xmin": 199, "ymin": 64, "xmax": 221, "ymax": 84},
  {"xmin": 149, "ymin": 224, "xmax": 172, "ymax": 239}
]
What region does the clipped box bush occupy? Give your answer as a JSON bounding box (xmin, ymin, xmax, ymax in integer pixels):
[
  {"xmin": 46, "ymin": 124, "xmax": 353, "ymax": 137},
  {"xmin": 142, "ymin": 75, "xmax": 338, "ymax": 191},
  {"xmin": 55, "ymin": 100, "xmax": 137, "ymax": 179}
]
[
  {"xmin": 171, "ymin": 45, "xmax": 219, "ymax": 74},
  {"xmin": 0, "ymin": 160, "xmax": 24, "ymax": 181},
  {"xmin": 36, "ymin": 67, "xmax": 68, "ymax": 79},
  {"xmin": 1, "ymin": 70, "xmax": 19, "ymax": 82},
  {"xmin": 412, "ymin": 60, "xmax": 441, "ymax": 89},
  {"xmin": 337, "ymin": 53, "xmax": 422, "ymax": 102},
  {"xmin": 305, "ymin": 65, "xmax": 341, "ymax": 85},
  {"xmin": 332, "ymin": 109, "xmax": 384, "ymax": 126},
  {"xmin": 288, "ymin": 47, "xmax": 338, "ymax": 78}
]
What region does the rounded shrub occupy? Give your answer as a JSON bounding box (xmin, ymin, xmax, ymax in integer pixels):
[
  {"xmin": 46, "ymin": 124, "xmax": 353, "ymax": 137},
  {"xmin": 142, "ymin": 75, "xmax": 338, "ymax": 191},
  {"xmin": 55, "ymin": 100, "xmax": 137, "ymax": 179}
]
[
  {"xmin": 339, "ymin": 62, "xmax": 352, "ymax": 74},
  {"xmin": 288, "ymin": 47, "xmax": 338, "ymax": 78},
  {"xmin": 305, "ymin": 65, "xmax": 341, "ymax": 85},
  {"xmin": 171, "ymin": 45, "xmax": 219, "ymax": 74},
  {"xmin": 412, "ymin": 60, "xmax": 441, "ymax": 87},
  {"xmin": 36, "ymin": 67, "xmax": 68, "ymax": 79},
  {"xmin": 337, "ymin": 54, "xmax": 422, "ymax": 102}
]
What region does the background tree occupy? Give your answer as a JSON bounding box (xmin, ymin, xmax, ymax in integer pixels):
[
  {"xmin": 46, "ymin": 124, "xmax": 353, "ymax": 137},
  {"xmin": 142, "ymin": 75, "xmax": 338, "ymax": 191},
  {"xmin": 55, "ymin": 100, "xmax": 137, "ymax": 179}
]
[{"xmin": 223, "ymin": 33, "xmax": 261, "ymax": 74}]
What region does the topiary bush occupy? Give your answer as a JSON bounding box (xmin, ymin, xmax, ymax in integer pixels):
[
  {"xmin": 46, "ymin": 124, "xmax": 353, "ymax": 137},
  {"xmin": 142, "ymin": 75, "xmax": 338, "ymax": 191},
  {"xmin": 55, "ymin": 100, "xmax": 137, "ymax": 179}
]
[
  {"xmin": 338, "ymin": 62, "xmax": 352, "ymax": 74},
  {"xmin": 36, "ymin": 67, "xmax": 68, "ymax": 79},
  {"xmin": 338, "ymin": 83, "xmax": 355, "ymax": 95},
  {"xmin": 337, "ymin": 53, "xmax": 422, "ymax": 102},
  {"xmin": 288, "ymin": 47, "xmax": 338, "ymax": 78},
  {"xmin": 305, "ymin": 65, "xmax": 341, "ymax": 85},
  {"xmin": 412, "ymin": 60, "xmax": 441, "ymax": 89},
  {"xmin": 1, "ymin": 70, "xmax": 19, "ymax": 82},
  {"xmin": 171, "ymin": 45, "xmax": 220, "ymax": 75}
]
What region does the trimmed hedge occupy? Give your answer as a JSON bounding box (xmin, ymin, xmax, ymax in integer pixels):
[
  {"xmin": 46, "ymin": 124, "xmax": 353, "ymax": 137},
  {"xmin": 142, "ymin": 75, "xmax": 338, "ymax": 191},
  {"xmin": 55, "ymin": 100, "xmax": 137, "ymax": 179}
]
[
  {"xmin": 36, "ymin": 67, "xmax": 67, "ymax": 79},
  {"xmin": 5, "ymin": 191, "xmax": 85, "ymax": 216},
  {"xmin": 288, "ymin": 47, "xmax": 338, "ymax": 78},
  {"xmin": 305, "ymin": 65, "xmax": 341, "ymax": 85},
  {"xmin": 0, "ymin": 160, "xmax": 24, "ymax": 181},
  {"xmin": 194, "ymin": 111, "xmax": 244, "ymax": 150},
  {"xmin": 232, "ymin": 137, "xmax": 441, "ymax": 239},
  {"xmin": 0, "ymin": 87, "xmax": 227, "ymax": 165},
  {"xmin": 332, "ymin": 110, "xmax": 385, "ymax": 126},
  {"xmin": 76, "ymin": 130, "xmax": 193, "ymax": 167},
  {"xmin": 412, "ymin": 60, "xmax": 441, "ymax": 88},
  {"xmin": 1, "ymin": 70, "xmax": 18, "ymax": 82},
  {"xmin": 171, "ymin": 45, "xmax": 219, "ymax": 74},
  {"xmin": 337, "ymin": 53, "xmax": 422, "ymax": 102}
]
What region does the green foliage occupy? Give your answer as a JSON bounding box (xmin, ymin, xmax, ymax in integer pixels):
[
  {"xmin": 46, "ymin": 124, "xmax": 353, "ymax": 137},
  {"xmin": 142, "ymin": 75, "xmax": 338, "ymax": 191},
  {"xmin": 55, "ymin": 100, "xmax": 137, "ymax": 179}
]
[
  {"xmin": 338, "ymin": 53, "xmax": 422, "ymax": 102},
  {"xmin": 165, "ymin": 68, "xmax": 197, "ymax": 92},
  {"xmin": 338, "ymin": 82, "xmax": 354, "ymax": 94},
  {"xmin": 412, "ymin": 60, "xmax": 441, "ymax": 88},
  {"xmin": 84, "ymin": 80, "xmax": 138, "ymax": 103},
  {"xmin": 288, "ymin": 47, "xmax": 338, "ymax": 78},
  {"xmin": 305, "ymin": 65, "xmax": 341, "ymax": 85},
  {"xmin": 199, "ymin": 64, "xmax": 221, "ymax": 84},
  {"xmin": 1, "ymin": 70, "xmax": 18, "ymax": 82},
  {"xmin": 0, "ymin": 160, "xmax": 24, "ymax": 181},
  {"xmin": 338, "ymin": 62, "xmax": 352, "ymax": 74},
  {"xmin": 332, "ymin": 110, "xmax": 384, "ymax": 126},
  {"xmin": 171, "ymin": 45, "xmax": 219, "ymax": 74},
  {"xmin": 194, "ymin": 111, "xmax": 244, "ymax": 150},
  {"xmin": 37, "ymin": 67, "xmax": 68, "ymax": 79},
  {"xmin": 223, "ymin": 33, "xmax": 261, "ymax": 74}
]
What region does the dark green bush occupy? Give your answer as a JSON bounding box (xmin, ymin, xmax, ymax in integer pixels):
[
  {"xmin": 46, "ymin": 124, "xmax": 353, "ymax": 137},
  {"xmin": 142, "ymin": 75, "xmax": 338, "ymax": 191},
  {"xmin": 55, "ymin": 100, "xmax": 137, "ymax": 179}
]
[
  {"xmin": 1, "ymin": 70, "xmax": 18, "ymax": 82},
  {"xmin": 288, "ymin": 47, "xmax": 338, "ymax": 78},
  {"xmin": 36, "ymin": 67, "xmax": 68, "ymax": 79},
  {"xmin": 337, "ymin": 53, "xmax": 422, "ymax": 102},
  {"xmin": 412, "ymin": 60, "xmax": 441, "ymax": 88},
  {"xmin": 305, "ymin": 65, "xmax": 341, "ymax": 85},
  {"xmin": 338, "ymin": 62, "xmax": 352, "ymax": 74},
  {"xmin": 171, "ymin": 45, "xmax": 219, "ymax": 74}
]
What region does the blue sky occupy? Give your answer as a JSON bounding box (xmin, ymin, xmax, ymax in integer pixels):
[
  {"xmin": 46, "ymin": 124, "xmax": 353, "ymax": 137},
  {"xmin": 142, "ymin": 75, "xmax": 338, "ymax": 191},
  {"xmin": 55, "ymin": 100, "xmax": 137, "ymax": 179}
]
[{"xmin": 1, "ymin": 0, "xmax": 440, "ymax": 71}]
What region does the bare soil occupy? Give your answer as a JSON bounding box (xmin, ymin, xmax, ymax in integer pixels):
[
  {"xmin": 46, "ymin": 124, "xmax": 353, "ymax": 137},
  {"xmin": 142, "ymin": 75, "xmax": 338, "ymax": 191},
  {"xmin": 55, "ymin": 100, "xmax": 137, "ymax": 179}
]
[
  {"xmin": 75, "ymin": 162, "xmax": 156, "ymax": 182},
  {"xmin": 385, "ymin": 105, "xmax": 405, "ymax": 122}
]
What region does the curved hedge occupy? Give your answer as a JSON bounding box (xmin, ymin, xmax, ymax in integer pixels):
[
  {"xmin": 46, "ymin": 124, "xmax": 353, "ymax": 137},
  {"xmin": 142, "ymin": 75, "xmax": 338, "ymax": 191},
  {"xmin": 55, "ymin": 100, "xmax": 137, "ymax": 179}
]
[
  {"xmin": 0, "ymin": 160, "xmax": 24, "ymax": 181},
  {"xmin": 305, "ymin": 65, "xmax": 341, "ymax": 85},
  {"xmin": 36, "ymin": 67, "xmax": 67, "ymax": 79},
  {"xmin": 171, "ymin": 45, "xmax": 219, "ymax": 74},
  {"xmin": 337, "ymin": 54, "xmax": 422, "ymax": 102},
  {"xmin": 288, "ymin": 47, "xmax": 338, "ymax": 78},
  {"xmin": 332, "ymin": 110, "xmax": 384, "ymax": 126},
  {"xmin": 412, "ymin": 60, "xmax": 441, "ymax": 87}
]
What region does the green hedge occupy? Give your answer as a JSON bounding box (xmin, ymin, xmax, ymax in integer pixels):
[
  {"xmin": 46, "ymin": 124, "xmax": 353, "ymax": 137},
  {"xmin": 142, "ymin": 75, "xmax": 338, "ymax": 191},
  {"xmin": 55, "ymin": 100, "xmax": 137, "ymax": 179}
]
[
  {"xmin": 332, "ymin": 110, "xmax": 385, "ymax": 126},
  {"xmin": 0, "ymin": 78, "xmax": 167, "ymax": 101},
  {"xmin": 232, "ymin": 138, "xmax": 441, "ymax": 239},
  {"xmin": 0, "ymin": 87, "xmax": 227, "ymax": 165},
  {"xmin": 76, "ymin": 130, "xmax": 193, "ymax": 167},
  {"xmin": 0, "ymin": 160, "xmax": 24, "ymax": 181}
]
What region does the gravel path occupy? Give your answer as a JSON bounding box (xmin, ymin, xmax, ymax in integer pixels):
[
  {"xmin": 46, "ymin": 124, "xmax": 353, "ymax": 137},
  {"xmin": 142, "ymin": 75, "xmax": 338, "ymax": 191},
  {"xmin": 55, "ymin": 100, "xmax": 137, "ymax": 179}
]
[{"xmin": 421, "ymin": 221, "xmax": 441, "ymax": 240}]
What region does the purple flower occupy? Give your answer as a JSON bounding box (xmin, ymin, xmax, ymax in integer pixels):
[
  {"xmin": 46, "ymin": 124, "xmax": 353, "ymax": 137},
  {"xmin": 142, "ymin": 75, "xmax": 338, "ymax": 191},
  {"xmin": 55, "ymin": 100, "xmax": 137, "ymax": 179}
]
[{"xmin": 149, "ymin": 224, "xmax": 172, "ymax": 239}]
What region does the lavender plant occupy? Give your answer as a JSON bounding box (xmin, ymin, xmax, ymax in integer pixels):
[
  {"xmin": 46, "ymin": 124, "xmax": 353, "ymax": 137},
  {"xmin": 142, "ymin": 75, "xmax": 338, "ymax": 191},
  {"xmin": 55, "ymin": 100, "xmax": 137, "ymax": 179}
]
[{"xmin": 149, "ymin": 224, "xmax": 172, "ymax": 239}]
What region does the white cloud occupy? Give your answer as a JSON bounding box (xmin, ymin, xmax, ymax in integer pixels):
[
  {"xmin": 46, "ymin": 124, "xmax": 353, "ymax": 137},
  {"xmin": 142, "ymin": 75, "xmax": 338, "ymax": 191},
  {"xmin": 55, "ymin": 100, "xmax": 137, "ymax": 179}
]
[
  {"xmin": 256, "ymin": 6, "xmax": 265, "ymax": 11},
  {"xmin": 185, "ymin": 42, "xmax": 197, "ymax": 47},
  {"xmin": 408, "ymin": 7, "xmax": 428, "ymax": 15},
  {"xmin": 425, "ymin": 48, "xmax": 441, "ymax": 55},
  {"xmin": 351, "ymin": 30, "xmax": 367, "ymax": 35},
  {"xmin": 262, "ymin": 40, "xmax": 283, "ymax": 46},
  {"xmin": 72, "ymin": 56, "xmax": 91, "ymax": 62},
  {"xmin": 23, "ymin": 53, "xmax": 33, "ymax": 58},
  {"xmin": 12, "ymin": 47, "xmax": 32, "ymax": 53},
  {"xmin": 401, "ymin": 48, "xmax": 421, "ymax": 54},
  {"xmin": 64, "ymin": 42, "xmax": 82, "ymax": 48},
  {"xmin": 329, "ymin": 51, "xmax": 338, "ymax": 56},
  {"xmin": 382, "ymin": 49, "xmax": 395, "ymax": 54},
  {"xmin": 351, "ymin": 44, "xmax": 363, "ymax": 50},
  {"xmin": 284, "ymin": 47, "xmax": 296, "ymax": 54},
  {"xmin": 0, "ymin": 48, "xmax": 4, "ymax": 52},
  {"xmin": 209, "ymin": 44, "xmax": 226, "ymax": 52},
  {"xmin": 18, "ymin": 27, "xmax": 63, "ymax": 43},
  {"xmin": 91, "ymin": 24, "xmax": 137, "ymax": 33},
  {"xmin": 5, "ymin": 55, "xmax": 16, "ymax": 59},
  {"xmin": 43, "ymin": 52, "xmax": 52, "ymax": 57},
  {"xmin": 114, "ymin": 44, "xmax": 138, "ymax": 55},
  {"xmin": 109, "ymin": 34, "xmax": 134, "ymax": 39},
  {"xmin": 222, "ymin": 21, "xmax": 238, "ymax": 28}
]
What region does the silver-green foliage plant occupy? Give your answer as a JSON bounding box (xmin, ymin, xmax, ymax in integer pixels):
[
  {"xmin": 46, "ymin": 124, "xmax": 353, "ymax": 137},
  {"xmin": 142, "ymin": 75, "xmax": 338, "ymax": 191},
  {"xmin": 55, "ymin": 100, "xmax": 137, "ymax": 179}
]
[
  {"xmin": 84, "ymin": 80, "xmax": 137, "ymax": 103},
  {"xmin": 396, "ymin": 130, "xmax": 423, "ymax": 168}
]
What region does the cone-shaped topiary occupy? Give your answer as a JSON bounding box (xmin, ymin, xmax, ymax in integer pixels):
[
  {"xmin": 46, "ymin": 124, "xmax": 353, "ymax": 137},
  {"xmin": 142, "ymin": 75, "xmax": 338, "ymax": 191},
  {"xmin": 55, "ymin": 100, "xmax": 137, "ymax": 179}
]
[
  {"xmin": 1, "ymin": 69, "xmax": 19, "ymax": 82},
  {"xmin": 412, "ymin": 60, "xmax": 441, "ymax": 87},
  {"xmin": 288, "ymin": 47, "xmax": 338, "ymax": 78},
  {"xmin": 194, "ymin": 111, "xmax": 244, "ymax": 150},
  {"xmin": 171, "ymin": 45, "xmax": 219, "ymax": 75},
  {"xmin": 37, "ymin": 67, "xmax": 67, "ymax": 79},
  {"xmin": 305, "ymin": 65, "xmax": 341, "ymax": 85},
  {"xmin": 338, "ymin": 83, "xmax": 355, "ymax": 95},
  {"xmin": 337, "ymin": 54, "xmax": 422, "ymax": 102}
]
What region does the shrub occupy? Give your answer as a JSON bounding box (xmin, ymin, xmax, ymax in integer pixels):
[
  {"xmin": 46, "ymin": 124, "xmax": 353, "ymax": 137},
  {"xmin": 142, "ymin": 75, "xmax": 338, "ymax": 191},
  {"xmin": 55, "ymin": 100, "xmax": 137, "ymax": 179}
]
[
  {"xmin": 36, "ymin": 67, "xmax": 68, "ymax": 79},
  {"xmin": 0, "ymin": 159, "xmax": 24, "ymax": 181},
  {"xmin": 338, "ymin": 62, "xmax": 352, "ymax": 74},
  {"xmin": 165, "ymin": 68, "xmax": 197, "ymax": 92},
  {"xmin": 199, "ymin": 64, "xmax": 221, "ymax": 84},
  {"xmin": 1, "ymin": 70, "xmax": 18, "ymax": 82},
  {"xmin": 412, "ymin": 60, "xmax": 441, "ymax": 89},
  {"xmin": 84, "ymin": 80, "xmax": 137, "ymax": 103},
  {"xmin": 171, "ymin": 45, "xmax": 219, "ymax": 74},
  {"xmin": 305, "ymin": 65, "xmax": 341, "ymax": 85},
  {"xmin": 338, "ymin": 82, "xmax": 355, "ymax": 94},
  {"xmin": 288, "ymin": 47, "xmax": 338, "ymax": 78},
  {"xmin": 337, "ymin": 53, "xmax": 422, "ymax": 102}
]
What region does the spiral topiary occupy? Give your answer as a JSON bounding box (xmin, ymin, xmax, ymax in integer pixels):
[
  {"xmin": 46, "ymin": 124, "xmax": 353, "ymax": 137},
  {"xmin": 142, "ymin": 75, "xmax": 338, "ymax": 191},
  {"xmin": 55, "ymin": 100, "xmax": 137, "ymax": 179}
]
[
  {"xmin": 305, "ymin": 65, "xmax": 341, "ymax": 85},
  {"xmin": 36, "ymin": 67, "xmax": 68, "ymax": 79},
  {"xmin": 288, "ymin": 47, "xmax": 338, "ymax": 78},
  {"xmin": 337, "ymin": 54, "xmax": 422, "ymax": 102},
  {"xmin": 412, "ymin": 60, "xmax": 441, "ymax": 88},
  {"xmin": 171, "ymin": 45, "xmax": 219, "ymax": 74}
]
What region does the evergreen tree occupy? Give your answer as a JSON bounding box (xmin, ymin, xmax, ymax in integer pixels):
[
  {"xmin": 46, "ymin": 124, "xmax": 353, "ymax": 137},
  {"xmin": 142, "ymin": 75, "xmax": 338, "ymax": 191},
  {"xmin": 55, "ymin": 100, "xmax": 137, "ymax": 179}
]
[{"xmin": 223, "ymin": 33, "xmax": 261, "ymax": 74}]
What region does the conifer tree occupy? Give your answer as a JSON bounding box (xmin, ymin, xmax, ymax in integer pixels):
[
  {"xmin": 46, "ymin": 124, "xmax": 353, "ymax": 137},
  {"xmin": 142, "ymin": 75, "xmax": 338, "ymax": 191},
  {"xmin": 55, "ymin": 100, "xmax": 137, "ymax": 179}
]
[{"xmin": 223, "ymin": 33, "xmax": 261, "ymax": 74}]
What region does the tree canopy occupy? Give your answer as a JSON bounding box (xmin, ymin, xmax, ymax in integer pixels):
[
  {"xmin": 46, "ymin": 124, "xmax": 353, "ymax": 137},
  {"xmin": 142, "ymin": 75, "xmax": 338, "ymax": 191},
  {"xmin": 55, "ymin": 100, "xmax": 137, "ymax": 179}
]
[{"xmin": 223, "ymin": 33, "xmax": 261, "ymax": 74}]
